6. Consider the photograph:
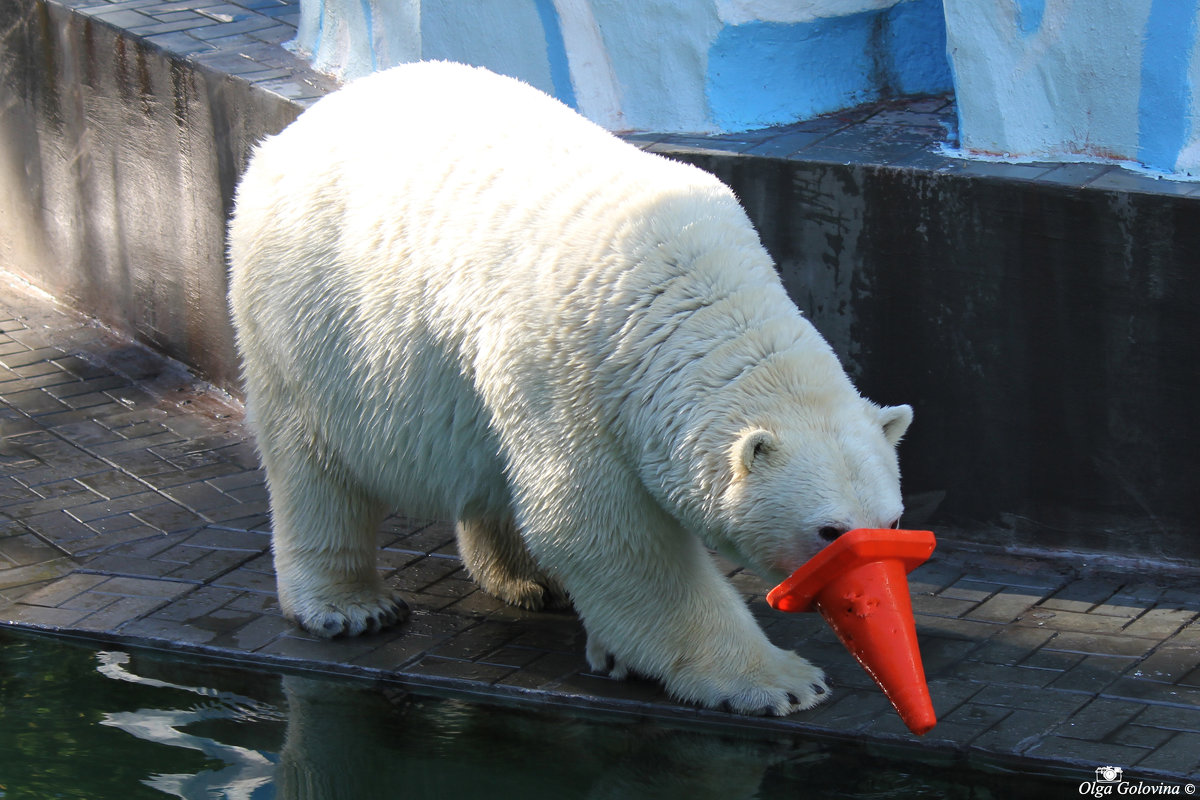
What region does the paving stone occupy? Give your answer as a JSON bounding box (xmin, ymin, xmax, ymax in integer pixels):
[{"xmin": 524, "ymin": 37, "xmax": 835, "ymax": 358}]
[
  {"xmin": 970, "ymin": 709, "xmax": 1064, "ymax": 754},
  {"xmin": 940, "ymin": 699, "xmax": 1011, "ymax": 730},
  {"xmin": 350, "ymin": 633, "xmax": 438, "ymax": 672},
  {"xmin": 3, "ymin": 602, "xmax": 94, "ymax": 628},
  {"xmin": 940, "ymin": 578, "xmax": 1001, "ymax": 603},
  {"xmin": 0, "ymin": 532, "xmax": 61, "ymax": 566},
  {"xmin": 554, "ymin": 671, "xmax": 671, "ymax": 705},
  {"xmin": 1025, "ymin": 736, "xmax": 1150, "ymax": 770},
  {"xmin": 965, "ymin": 588, "xmax": 1041, "ymax": 623},
  {"xmin": 428, "ymin": 620, "xmax": 520, "ymax": 661},
  {"xmin": 256, "ymin": 631, "xmax": 379, "ymax": 664},
  {"xmin": 1122, "ymin": 608, "xmax": 1198, "ymax": 639},
  {"xmin": 209, "ymin": 611, "xmax": 291, "ymax": 651},
  {"xmin": 447, "ymin": 588, "xmax": 517, "ymax": 618},
  {"xmin": 914, "ymin": 614, "xmax": 1001, "ymax": 642},
  {"xmin": 17, "ymin": 571, "xmax": 110, "ymax": 607},
  {"xmin": 82, "ymin": 513, "xmax": 151, "ymax": 536},
  {"xmin": 1048, "ymin": 654, "xmax": 1137, "ymax": 693},
  {"xmin": 22, "ymin": 509, "xmax": 100, "ymax": 544},
  {"xmin": 952, "ymin": 659, "xmax": 1062, "ymax": 688},
  {"xmin": 1134, "ymin": 731, "xmax": 1200, "ymax": 777},
  {"xmin": 119, "ymin": 614, "xmax": 219, "ymax": 645},
  {"xmin": 149, "ymin": 585, "xmax": 242, "ymax": 622},
  {"xmin": 493, "ymin": 651, "xmax": 587, "ymax": 690},
  {"xmin": 1059, "ymin": 697, "xmax": 1149, "ymax": 742},
  {"xmin": 76, "ymin": 469, "xmax": 153, "ymax": 500},
  {"xmin": 911, "ymin": 593, "xmax": 977, "ymax": 617},
  {"xmin": 66, "ymin": 491, "xmax": 164, "ymax": 522},
  {"xmin": 87, "ymin": 527, "xmax": 185, "ymax": 556},
  {"xmin": 1113, "ymin": 723, "xmax": 1177, "ymax": 750},
  {"xmin": 1, "ymin": 389, "xmax": 71, "ymax": 416},
  {"xmin": 224, "ymin": 589, "xmax": 278, "ymax": 615},
  {"xmin": 1170, "ymin": 621, "xmax": 1200, "ymax": 648},
  {"xmin": 1134, "ymin": 705, "xmax": 1200, "ymax": 734},
  {"xmin": 79, "ymin": 551, "xmax": 184, "ymax": 578},
  {"xmin": 804, "ymin": 688, "xmax": 892, "ymax": 732},
  {"xmin": 56, "ymin": 588, "xmax": 122, "ymax": 613},
  {"xmin": 1103, "ymin": 677, "xmax": 1200, "ymax": 708},
  {"xmin": 1123, "ymin": 647, "xmax": 1200, "ymax": 686},
  {"xmin": 211, "ymin": 565, "xmax": 277, "ymax": 594},
  {"xmin": 407, "ymin": 654, "xmax": 519, "ymax": 686},
  {"xmin": 1019, "ymin": 608, "xmax": 1138, "ymax": 635},
  {"xmin": 1041, "ymin": 578, "xmax": 1123, "ymax": 613},
  {"xmin": 970, "ymin": 683, "xmax": 1092, "ymax": 715},
  {"xmin": 132, "ymin": 501, "xmax": 206, "ymax": 532},
  {"xmin": 0, "ymin": 558, "xmax": 77, "ymax": 591},
  {"xmin": 92, "ymin": 574, "xmax": 196, "ymax": 599},
  {"xmin": 167, "ymin": 547, "xmax": 259, "ymax": 582},
  {"xmin": 476, "ymin": 644, "xmax": 548, "ymax": 669},
  {"xmin": 183, "ymin": 527, "xmax": 270, "ymax": 551},
  {"xmin": 968, "ymin": 624, "xmax": 1056, "ymax": 664}
]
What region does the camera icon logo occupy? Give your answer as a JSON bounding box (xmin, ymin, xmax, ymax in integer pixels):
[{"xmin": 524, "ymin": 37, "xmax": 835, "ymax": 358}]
[{"xmin": 1095, "ymin": 766, "xmax": 1124, "ymax": 783}]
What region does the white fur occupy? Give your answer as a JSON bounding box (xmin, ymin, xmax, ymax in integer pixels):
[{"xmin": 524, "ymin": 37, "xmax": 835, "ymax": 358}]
[{"xmin": 228, "ymin": 62, "xmax": 912, "ymax": 715}]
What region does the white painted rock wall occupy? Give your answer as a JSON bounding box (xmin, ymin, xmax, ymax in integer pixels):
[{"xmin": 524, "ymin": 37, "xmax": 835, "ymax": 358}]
[
  {"xmin": 287, "ymin": 0, "xmax": 1200, "ymax": 177},
  {"xmin": 287, "ymin": 0, "xmax": 951, "ymax": 134},
  {"xmin": 945, "ymin": 0, "xmax": 1200, "ymax": 176}
]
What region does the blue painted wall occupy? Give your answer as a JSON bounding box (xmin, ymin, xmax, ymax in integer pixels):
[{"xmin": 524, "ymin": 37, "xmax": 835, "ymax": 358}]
[{"xmin": 706, "ymin": 0, "xmax": 952, "ymax": 131}]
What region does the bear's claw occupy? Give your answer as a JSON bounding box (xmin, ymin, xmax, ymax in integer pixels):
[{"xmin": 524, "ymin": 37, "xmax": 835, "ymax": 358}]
[{"xmin": 295, "ymin": 590, "xmax": 410, "ymax": 638}]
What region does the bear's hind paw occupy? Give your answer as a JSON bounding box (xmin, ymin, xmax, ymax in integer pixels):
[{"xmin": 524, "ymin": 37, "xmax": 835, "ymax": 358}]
[
  {"xmin": 487, "ymin": 577, "xmax": 571, "ymax": 613},
  {"xmin": 293, "ymin": 590, "xmax": 410, "ymax": 638}
]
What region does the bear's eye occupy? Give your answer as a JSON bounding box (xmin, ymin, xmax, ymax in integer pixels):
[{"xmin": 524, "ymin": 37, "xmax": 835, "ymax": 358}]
[{"xmin": 818, "ymin": 526, "xmax": 843, "ymax": 542}]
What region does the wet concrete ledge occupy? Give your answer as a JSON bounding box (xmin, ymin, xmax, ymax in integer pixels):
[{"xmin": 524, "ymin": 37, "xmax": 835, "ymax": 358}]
[{"xmin": 0, "ymin": 272, "xmax": 1199, "ymax": 782}]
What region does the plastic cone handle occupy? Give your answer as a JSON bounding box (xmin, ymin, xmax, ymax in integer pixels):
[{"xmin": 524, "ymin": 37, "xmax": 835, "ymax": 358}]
[{"xmin": 767, "ymin": 529, "xmax": 937, "ymax": 736}]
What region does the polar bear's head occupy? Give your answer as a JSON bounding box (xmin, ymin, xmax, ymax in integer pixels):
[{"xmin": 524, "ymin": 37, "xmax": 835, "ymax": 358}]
[{"xmin": 711, "ymin": 401, "xmax": 913, "ymax": 582}]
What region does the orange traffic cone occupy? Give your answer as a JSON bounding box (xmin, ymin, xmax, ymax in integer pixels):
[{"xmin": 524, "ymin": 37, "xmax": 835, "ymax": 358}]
[{"xmin": 767, "ymin": 529, "xmax": 938, "ymax": 736}]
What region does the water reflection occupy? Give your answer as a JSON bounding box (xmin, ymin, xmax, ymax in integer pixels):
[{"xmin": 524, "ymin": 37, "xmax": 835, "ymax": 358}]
[
  {"xmin": 101, "ymin": 649, "xmax": 789, "ymax": 800},
  {"xmin": 96, "ymin": 651, "xmax": 279, "ymax": 799},
  {"xmin": 0, "ymin": 632, "xmax": 1067, "ymax": 799}
]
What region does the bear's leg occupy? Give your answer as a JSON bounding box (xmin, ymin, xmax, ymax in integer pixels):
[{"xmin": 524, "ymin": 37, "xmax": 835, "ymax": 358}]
[
  {"xmin": 456, "ymin": 516, "xmax": 570, "ymax": 611},
  {"xmin": 264, "ymin": 452, "xmax": 408, "ymax": 638},
  {"xmin": 527, "ymin": 486, "xmax": 828, "ymax": 716}
]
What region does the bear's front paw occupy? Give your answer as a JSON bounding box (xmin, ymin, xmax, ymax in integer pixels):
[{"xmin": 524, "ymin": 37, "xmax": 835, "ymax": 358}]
[
  {"xmin": 290, "ymin": 588, "xmax": 410, "ymax": 638},
  {"xmin": 714, "ymin": 649, "xmax": 829, "ymax": 716}
]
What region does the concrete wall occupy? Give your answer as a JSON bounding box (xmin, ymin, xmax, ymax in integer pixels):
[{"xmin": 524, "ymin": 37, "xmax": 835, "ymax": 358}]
[
  {"xmin": 2, "ymin": 0, "xmax": 1197, "ymax": 564},
  {"xmin": 674, "ymin": 153, "xmax": 1200, "ymax": 564},
  {"xmin": 0, "ymin": 0, "xmax": 301, "ymax": 390}
]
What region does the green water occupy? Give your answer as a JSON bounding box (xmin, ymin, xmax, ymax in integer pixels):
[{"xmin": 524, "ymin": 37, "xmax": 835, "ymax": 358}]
[{"xmin": 0, "ymin": 629, "xmax": 1078, "ymax": 799}]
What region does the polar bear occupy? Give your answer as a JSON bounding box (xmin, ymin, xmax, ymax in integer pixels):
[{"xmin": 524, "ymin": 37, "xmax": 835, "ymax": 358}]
[{"xmin": 228, "ymin": 61, "xmax": 912, "ymax": 716}]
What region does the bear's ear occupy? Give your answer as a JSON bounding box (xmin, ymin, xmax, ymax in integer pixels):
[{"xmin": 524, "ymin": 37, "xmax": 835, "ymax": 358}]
[
  {"xmin": 732, "ymin": 428, "xmax": 777, "ymax": 477},
  {"xmin": 879, "ymin": 404, "xmax": 913, "ymax": 446}
]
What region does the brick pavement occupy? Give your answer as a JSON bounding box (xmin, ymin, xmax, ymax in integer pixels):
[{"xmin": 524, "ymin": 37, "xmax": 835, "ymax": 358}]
[{"xmin": 1, "ymin": 270, "xmax": 1198, "ymax": 783}]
